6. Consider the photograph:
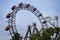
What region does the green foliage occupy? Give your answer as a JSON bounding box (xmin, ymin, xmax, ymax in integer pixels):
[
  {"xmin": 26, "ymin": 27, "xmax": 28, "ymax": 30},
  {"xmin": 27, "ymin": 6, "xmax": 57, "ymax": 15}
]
[
  {"xmin": 30, "ymin": 32, "xmax": 41, "ymax": 40},
  {"xmin": 12, "ymin": 32, "xmax": 22, "ymax": 40},
  {"xmin": 40, "ymin": 28, "xmax": 52, "ymax": 40},
  {"xmin": 30, "ymin": 27, "xmax": 55, "ymax": 40}
]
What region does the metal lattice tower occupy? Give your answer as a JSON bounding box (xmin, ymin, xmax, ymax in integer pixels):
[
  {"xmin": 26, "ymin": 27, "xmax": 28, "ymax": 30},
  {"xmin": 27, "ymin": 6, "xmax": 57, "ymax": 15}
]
[{"xmin": 24, "ymin": 23, "xmax": 39, "ymax": 40}]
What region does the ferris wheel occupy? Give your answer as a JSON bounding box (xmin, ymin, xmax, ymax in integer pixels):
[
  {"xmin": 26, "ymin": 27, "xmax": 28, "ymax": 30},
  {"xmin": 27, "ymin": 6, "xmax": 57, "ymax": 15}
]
[{"xmin": 5, "ymin": 2, "xmax": 50, "ymax": 40}]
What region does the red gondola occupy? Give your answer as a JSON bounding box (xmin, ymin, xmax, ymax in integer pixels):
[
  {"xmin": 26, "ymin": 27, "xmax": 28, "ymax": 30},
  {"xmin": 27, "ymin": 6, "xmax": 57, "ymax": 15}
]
[
  {"xmin": 6, "ymin": 13, "xmax": 12, "ymax": 18},
  {"xmin": 26, "ymin": 4, "xmax": 30, "ymax": 8},
  {"xmin": 5, "ymin": 25, "xmax": 11, "ymax": 31},
  {"xmin": 11, "ymin": 5, "xmax": 16, "ymax": 10},
  {"xmin": 33, "ymin": 8, "xmax": 36, "ymax": 12},
  {"xmin": 43, "ymin": 21, "xmax": 46, "ymax": 24},
  {"xmin": 19, "ymin": 2, "xmax": 23, "ymax": 7},
  {"xmin": 38, "ymin": 13, "xmax": 42, "ymax": 17}
]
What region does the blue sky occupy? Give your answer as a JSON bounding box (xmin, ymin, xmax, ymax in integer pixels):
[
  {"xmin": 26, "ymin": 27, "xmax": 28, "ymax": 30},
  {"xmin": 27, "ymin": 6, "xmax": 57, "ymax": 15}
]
[{"xmin": 0, "ymin": 0, "xmax": 60, "ymax": 40}]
